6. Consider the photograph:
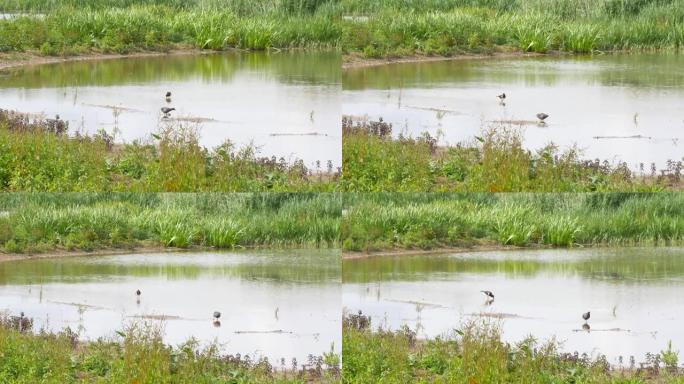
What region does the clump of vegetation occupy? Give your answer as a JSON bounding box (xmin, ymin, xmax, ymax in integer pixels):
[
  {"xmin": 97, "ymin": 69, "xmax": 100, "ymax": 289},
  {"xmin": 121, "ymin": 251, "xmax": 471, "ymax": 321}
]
[
  {"xmin": 0, "ymin": 110, "xmax": 338, "ymax": 192},
  {"xmin": 0, "ymin": 0, "xmax": 340, "ymax": 55},
  {"xmin": 340, "ymin": 0, "xmax": 684, "ymax": 59},
  {"xmin": 0, "ymin": 316, "xmax": 340, "ymax": 383},
  {"xmin": 342, "ymin": 193, "xmax": 684, "ymax": 251},
  {"xmin": 0, "ymin": 193, "xmax": 340, "ymax": 254},
  {"xmin": 342, "ymin": 313, "xmax": 681, "ymax": 383},
  {"xmin": 342, "ymin": 117, "xmax": 679, "ymax": 192}
]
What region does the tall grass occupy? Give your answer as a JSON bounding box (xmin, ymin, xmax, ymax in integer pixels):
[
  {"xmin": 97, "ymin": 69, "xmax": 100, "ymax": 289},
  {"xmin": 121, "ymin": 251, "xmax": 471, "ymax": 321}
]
[
  {"xmin": 0, "ymin": 318, "xmax": 340, "ymax": 383},
  {"xmin": 340, "ymin": 0, "xmax": 684, "ymax": 58},
  {"xmin": 342, "ymin": 193, "xmax": 684, "ymax": 251},
  {"xmin": 342, "ymin": 117, "xmax": 676, "ymax": 192},
  {"xmin": 0, "ymin": 111, "xmax": 338, "ymax": 192},
  {"xmin": 343, "ymin": 314, "xmax": 680, "ymax": 383},
  {"xmin": 0, "ymin": 1, "xmax": 340, "ymax": 55},
  {"xmin": 0, "ymin": 193, "xmax": 341, "ymax": 254}
]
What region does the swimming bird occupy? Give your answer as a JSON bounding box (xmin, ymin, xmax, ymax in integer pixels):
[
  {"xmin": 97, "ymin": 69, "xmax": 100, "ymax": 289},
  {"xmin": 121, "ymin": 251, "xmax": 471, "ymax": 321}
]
[
  {"xmin": 481, "ymin": 290, "xmax": 495, "ymax": 300},
  {"xmin": 536, "ymin": 113, "xmax": 549, "ymax": 123},
  {"xmin": 161, "ymin": 107, "xmax": 175, "ymax": 118},
  {"xmin": 136, "ymin": 289, "xmax": 141, "ymax": 296},
  {"xmin": 582, "ymin": 311, "xmax": 591, "ymax": 322},
  {"xmin": 165, "ymin": 91, "xmax": 172, "ymax": 103},
  {"xmin": 497, "ymin": 93, "xmax": 506, "ymax": 101},
  {"xmin": 213, "ymin": 311, "xmax": 221, "ymax": 320}
]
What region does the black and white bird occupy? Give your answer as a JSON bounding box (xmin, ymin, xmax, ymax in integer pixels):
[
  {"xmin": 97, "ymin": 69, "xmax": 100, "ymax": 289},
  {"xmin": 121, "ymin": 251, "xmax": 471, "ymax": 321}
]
[
  {"xmin": 536, "ymin": 113, "xmax": 549, "ymax": 123},
  {"xmin": 161, "ymin": 107, "xmax": 175, "ymax": 118},
  {"xmin": 213, "ymin": 311, "xmax": 221, "ymax": 320},
  {"xmin": 582, "ymin": 311, "xmax": 591, "ymax": 323},
  {"xmin": 497, "ymin": 93, "xmax": 506, "ymax": 101},
  {"xmin": 165, "ymin": 91, "xmax": 172, "ymax": 103},
  {"xmin": 136, "ymin": 289, "xmax": 141, "ymax": 296},
  {"xmin": 481, "ymin": 290, "xmax": 495, "ymax": 300}
]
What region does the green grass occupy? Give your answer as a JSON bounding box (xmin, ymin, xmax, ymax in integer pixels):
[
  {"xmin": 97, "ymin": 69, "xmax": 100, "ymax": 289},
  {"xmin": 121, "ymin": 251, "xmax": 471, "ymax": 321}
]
[
  {"xmin": 0, "ymin": 318, "xmax": 340, "ymax": 383},
  {"xmin": 0, "ymin": 192, "xmax": 340, "ymax": 254},
  {"xmin": 342, "ymin": 314, "xmax": 681, "ymax": 383},
  {"xmin": 0, "ymin": 1, "xmax": 340, "ymax": 55},
  {"xmin": 0, "ymin": 110, "xmax": 338, "ymax": 192},
  {"xmin": 342, "ymin": 117, "xmax": 677, "ymax": 192},
  {"xmin": 342, "ymin": 193, "xmax": 684, "ymax": 251},
  {"xmin": 340, "ymin": 0, "xmax": 684, "ymax": 58}
]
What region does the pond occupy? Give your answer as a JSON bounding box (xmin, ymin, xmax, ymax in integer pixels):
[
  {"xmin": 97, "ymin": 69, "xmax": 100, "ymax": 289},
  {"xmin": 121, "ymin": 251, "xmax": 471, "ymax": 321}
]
[
  {"xmin": 0, "ymin": 250, "xmax": 341, "ymax": 363},
  {"xmin": 343, "ymin": 247, "xmax": 684, "ymax": 364},
  {"xmin": 0, "ymin": 51, "xmax": 341, "ymax": 166},
  {"xmin": 343, "ymin": 54, "xmax": 684, "ymax": 169}
]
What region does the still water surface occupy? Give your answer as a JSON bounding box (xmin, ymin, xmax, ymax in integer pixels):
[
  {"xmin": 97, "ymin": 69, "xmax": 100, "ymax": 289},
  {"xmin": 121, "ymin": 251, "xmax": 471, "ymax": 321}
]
[
  {"xmin": 344, "ymin": 54, "xmax": 684, "ymax": 168},
  {"xmin": 343, "ymin": 247, "xmax": 684, "ymax": 363},
  {"xmin": 0, "ymin": 250, "xmax": 340, "ymax": 362},
  {"xmin": 0, "ymin": 51, "xmax": 341, "ymax": 166}
]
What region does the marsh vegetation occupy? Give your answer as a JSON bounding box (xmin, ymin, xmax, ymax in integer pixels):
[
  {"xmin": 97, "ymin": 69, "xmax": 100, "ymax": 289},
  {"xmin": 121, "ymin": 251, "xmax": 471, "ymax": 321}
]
[
  {"xmin": 0, "ymin": 193, "xmax": 340, "ymax": 254},
  {"xmin": 0, "ymin": 111, "xmax": 339, "ymax": 191},
  {"xmin": 342, "ymin": 117, "xmax": 683, "ymax": 192},
  {"xmin": 342, "ymin": 193, "xmax": 684, "ymax": 251}
]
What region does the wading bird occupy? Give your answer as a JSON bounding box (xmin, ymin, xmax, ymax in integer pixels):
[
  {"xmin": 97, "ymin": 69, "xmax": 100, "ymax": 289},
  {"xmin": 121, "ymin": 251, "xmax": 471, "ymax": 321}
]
[
  {"xmin": 161, "ymin": 107, "xmax": 175, "ymax": 118},
  {"xmin": 136, "ymin": 289, "xmax": 141, "ymax": 296},
  {"xmin": 497, "ymin": 93, "xmax": 506, "ymax": 101},
  {"xmin": 582, "ymin": 311, "xmax": 591, "ymax": 323},
  {"xmin": 165, "ymin": 91, "xmax": 172, "ymax": 103},
  {"xmin": 213, "ymin": 311, "xmax": 221, "ymax": 320},
  {"xmin": 481, "ymin": 290, "xmax": 495, "ymax": 300},
  {"xmin": 536, "ymin": 113, "xmax": 549, "ymax": 124}
]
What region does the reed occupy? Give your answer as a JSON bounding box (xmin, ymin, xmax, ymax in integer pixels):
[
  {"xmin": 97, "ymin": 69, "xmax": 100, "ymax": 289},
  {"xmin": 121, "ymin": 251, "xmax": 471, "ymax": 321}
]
[
  {"xmin": 0, "ymin": 193, "xmax": 341, "ymax": 254},
  {"xmin": 343, "ymin": 193, "xmax": 684, "ymax": 251}
]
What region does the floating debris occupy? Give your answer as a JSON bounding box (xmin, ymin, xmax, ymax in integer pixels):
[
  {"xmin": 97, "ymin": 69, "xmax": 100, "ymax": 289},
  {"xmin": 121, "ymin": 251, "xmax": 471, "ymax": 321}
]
[
  {"xmin": 385, "ymin": 299, "xmax": 445, "ymax": 308},
  {"xmin": 466, "ymin": 312, "xmax": 523, "ymax": 319},
  {"xmin": 405, "ymin": 105, "xmax": 462, "ymax": 115},
  {"xmin": 572, "ymin": 327, "xmax": 631, "ymax": 333},
  {"xmin": 269, "ymin": 132, "xmax": 329, "ymax": 137},
  {"xmin": 172, "ymin": 116, "xmax": 219, "ymax": 123},
  {"xmin": 128, "ymin": 314, "xmax": 185, "ymax": 321},
  {"xmin": 490, "ymin": 119, "xmax": 539, "ymax": 125},
  {"xmin": 82, "ymin": 103, "xmax": 145, "ymax": 113},
  {"xmin": 593, "ymin": 135, "xmax": 652, "ymax": 140}
]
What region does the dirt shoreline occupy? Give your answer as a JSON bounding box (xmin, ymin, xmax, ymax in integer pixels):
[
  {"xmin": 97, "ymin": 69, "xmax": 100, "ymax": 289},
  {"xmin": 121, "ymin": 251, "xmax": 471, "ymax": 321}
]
[
  {"xmin": 342, "ymin": 243, "xmax": 543, "ymax": 259},
  {"xmin": 0, "ymin": 48, "xmax": 218, "ymax": 71},
  {"xmin": 0, "ymin": 245, "xmax": 199, "ymax": 263},
  {"xmin": 342, "ymin": 50, "xmax": 553, "ymax": 70}
]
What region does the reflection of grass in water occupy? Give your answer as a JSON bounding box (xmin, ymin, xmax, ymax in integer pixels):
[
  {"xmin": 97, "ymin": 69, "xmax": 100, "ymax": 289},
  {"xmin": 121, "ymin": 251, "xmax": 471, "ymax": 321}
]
[
  {"xmin": 0, "ymin": 110, "xmax": 339, "ymax": 191},
  {"xmin": 343, "ymin": 117, "xmax": 682, "ymax": 192},
  {"xmin": 342, "ymin": 193, "xmax": 684, "ymax": 252},
  {"xmin": 0, "ymin": 318, "xmax": 341, "ymax": 383},
  {"xmin": 0, "ymin": 192, "xmax": 340, "ymax": 256},
  {"xmin": 343, "ymin": 314, "xmax": 681, "ymax": 382}
]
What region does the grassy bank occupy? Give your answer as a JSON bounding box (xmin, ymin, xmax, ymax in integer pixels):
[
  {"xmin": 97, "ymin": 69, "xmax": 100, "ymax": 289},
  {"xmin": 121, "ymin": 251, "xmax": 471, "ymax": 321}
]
[
  {"xmin": 342, "ymin": 117, "xmax": 677, "ymax": 192},
  {"xmin": 0, "ymin": 1, "xmax": 340, "ymax": 56},
  {"xmin": 0, "ymin": 193, "xmax": 340, "ymax": 254},
  {"xmin": 0, "ymin": 110, "xmax": 338, "ymax": 192},
  {"xmin": 342, "ymin": 314, "xmax": 680, "ymax": 383},
  {"xmin": 342, "ymin": 193, "xmax": 684, "ymax": 251},
  {"xmin": 0, "ymin": 318, "xmax": 340, "ymax": 383},
  {"xmin": 340, "ymin": 0, "xmax": 684, "ymax": 59}
]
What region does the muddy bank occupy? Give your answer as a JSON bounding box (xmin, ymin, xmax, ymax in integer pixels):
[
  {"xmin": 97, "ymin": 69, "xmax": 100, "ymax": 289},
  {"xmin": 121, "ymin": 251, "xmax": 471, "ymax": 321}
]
[
  {"xmin": 342, "ymin": 50, "xmax": 549, "ymax": 70},
  {"xmin": 0, "ymin": 48, "xmax": 211, "ymax": 71},
  {"xmin": 0, "ymin": 245, "xmax": 191, "ymax": 263},
  {"xmin": 342, "ymin": 243, "xmax": 537, "ymax": 259}
]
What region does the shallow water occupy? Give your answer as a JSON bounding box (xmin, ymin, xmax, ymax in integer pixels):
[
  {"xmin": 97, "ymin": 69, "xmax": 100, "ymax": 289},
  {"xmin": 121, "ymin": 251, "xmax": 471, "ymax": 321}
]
[
  {"xmin": 0, "ymin": 51, "xmax": 341, "ymax": 166},
  {"xmin": 343, "ymin": 54, "xmax": 684, "ymax": 169},
  {"xmin": 0, "ymin": 250, "xmax": 341, "ymax": 362},
  {"xmin": 343, "ymin": 247, "xmax": 684, "ymax": 364}
]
